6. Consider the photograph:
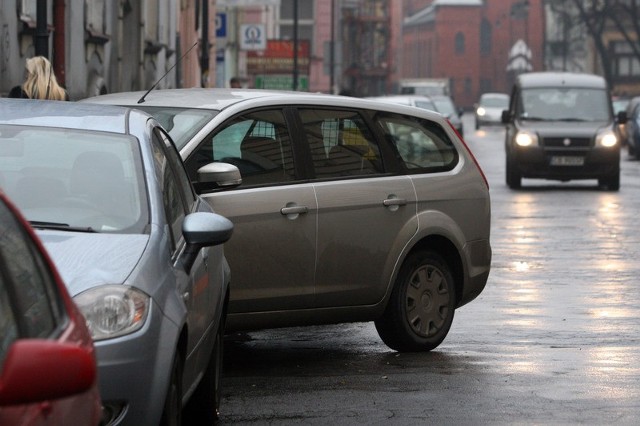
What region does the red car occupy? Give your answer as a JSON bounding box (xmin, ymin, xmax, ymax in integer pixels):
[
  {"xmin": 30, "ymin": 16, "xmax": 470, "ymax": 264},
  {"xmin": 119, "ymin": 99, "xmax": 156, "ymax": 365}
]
[{"xmin": 0, "ymin": 191, "xmax": 101, "ymax": 426}]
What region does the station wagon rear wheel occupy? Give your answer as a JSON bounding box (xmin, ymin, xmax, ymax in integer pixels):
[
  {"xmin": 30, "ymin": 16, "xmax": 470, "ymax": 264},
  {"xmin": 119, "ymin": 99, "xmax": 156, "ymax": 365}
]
[{"xmin": 375, "ymin": 251, "xmax": 456, "ymax": 352}]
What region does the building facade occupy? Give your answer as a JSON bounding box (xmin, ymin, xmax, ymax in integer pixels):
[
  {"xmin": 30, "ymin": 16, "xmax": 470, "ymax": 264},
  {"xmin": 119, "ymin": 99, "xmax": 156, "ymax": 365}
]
[{"xmin": 402, "ymin": 0, "xmax": 545, "ymax": 108}]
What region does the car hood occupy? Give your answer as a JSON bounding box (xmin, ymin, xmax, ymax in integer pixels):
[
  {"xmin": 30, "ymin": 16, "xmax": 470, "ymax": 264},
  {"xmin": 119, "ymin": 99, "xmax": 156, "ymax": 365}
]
[
  {"xmin": 38, "ymin": 231, "xmax": 149, "ymax": 296},
  {"xmin": 517, "ymin": 120, "xmax": 611, "ymax": 137}
]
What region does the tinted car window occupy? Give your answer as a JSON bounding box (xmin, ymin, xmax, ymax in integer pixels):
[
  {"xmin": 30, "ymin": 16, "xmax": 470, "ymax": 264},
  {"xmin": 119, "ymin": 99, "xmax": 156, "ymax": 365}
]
[
  {"xmin": 157, "ymin": 129, "xmax": 196, "ymax": 208},
  {"xmin": 0, "ymin": 200, "xmax": 62, "ymax": 345},
  {"xmin": 376, "ymin": 113, "xmax": 458, "ymax": 171},
  {"xmin": 152, "ymin": 130, "xmax": 187, "ymax": 251},
  {"xmin": 188, "ymin": 109, "xmax": 295, "ymax": 186},
  {"xmin": 299, "ymin": 108, "xmax": 384, "ymax": 178},
  {"xmin": 0, "ymin": 272, "xmax": 19, "ymax": 366}
]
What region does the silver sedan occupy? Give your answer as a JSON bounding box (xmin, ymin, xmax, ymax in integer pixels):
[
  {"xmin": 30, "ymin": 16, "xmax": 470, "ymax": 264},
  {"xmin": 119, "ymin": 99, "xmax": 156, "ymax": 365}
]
[{"xmin": 0, "ymin": 99, "xmax": 233, "ymax": 426}]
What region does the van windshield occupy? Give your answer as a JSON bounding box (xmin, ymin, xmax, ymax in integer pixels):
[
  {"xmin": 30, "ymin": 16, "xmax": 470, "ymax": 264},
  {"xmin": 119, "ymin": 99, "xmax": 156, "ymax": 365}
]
[{"xmin": 519, "ymin": 88, "xmax": 610, "ymax": 122}]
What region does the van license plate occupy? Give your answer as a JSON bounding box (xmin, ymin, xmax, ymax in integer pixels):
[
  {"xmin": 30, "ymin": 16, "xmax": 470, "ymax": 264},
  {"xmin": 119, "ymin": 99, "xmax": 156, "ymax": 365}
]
[{"xmin": 550, "ymin": 156, "xmax": 584, "ymax": 166}]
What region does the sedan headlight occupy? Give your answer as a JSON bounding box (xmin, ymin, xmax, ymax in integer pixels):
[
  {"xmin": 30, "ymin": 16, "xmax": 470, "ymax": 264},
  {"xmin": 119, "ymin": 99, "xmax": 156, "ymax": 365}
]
[
  {"xmin": 476, "ymin": 106, "xmax": 486, "ymax": 116},
  {"xmin": 595, "ymin": 129, "xmax": 618, "ymax": 148},
  {"xmin": 74, "ymin": 286, "xmax": 149, "ymax": 341},
  {"xmin": 515, "ymin": 130, "xmax": 539, "ymax": 147}
]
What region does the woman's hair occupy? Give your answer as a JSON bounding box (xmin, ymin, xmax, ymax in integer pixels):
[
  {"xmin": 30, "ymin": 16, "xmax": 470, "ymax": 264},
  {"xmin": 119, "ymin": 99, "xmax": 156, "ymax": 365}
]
[{"xmin": 22, "ymin": 56, "xmax": 67, "ymax": 100}]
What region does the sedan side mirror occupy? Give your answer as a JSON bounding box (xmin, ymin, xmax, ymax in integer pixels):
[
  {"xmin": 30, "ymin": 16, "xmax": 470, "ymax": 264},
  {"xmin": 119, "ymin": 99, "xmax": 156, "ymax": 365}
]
[
  {"xmin": 181, "ymin": 212, "xmax": 234, "ymax": 274},
  {"xmin": 617, "ymin": 110, "xmax": 628, "ymax": 124}
]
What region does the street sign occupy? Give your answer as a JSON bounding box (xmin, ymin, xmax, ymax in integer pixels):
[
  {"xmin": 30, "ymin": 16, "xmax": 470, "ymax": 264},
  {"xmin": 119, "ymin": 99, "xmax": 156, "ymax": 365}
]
[
  {"xmin": 240, "ymin": 24, "xmax": 266, "ymax": 51},
  {"xmin": 216, "ymin": 13, "xmax": 226, "ymax": 38},
  {"xmin": 255, "ymin": 75, "xmax": 309, "ymax": 91}
]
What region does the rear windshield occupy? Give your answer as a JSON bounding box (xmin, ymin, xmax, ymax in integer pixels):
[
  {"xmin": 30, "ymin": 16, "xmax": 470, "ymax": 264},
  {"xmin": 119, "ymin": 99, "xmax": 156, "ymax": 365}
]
[
  {"xmin": 135, "ymin": 106, "xmax": 218, "ymax": 150},
  {"xmin": 519, "ymin": 88, "xmax": 610, "ymax": 122}
]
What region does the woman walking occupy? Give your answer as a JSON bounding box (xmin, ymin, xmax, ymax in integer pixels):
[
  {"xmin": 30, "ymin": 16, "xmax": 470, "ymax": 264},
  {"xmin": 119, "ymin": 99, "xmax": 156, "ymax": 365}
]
[{"xmin": 9, "ymin": 56, "xmax": 68, "ymax": 100}]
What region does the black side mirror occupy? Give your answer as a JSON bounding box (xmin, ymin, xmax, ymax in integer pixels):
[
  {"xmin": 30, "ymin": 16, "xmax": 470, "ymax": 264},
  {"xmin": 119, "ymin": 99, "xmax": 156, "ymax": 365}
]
[
  {"xmin": 617, "ymin": 110, "xmax": 628, "ymax": 124},
  {"xmin": 501, "ymin": 109, "xmax": 512, "ymax": 124}
]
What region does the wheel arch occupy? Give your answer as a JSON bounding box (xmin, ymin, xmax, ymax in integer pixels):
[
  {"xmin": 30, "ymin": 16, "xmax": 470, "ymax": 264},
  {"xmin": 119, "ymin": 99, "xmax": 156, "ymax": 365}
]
[{"xmin": 405, "ymin": 235, "xmax": 464, "ymax": 306}]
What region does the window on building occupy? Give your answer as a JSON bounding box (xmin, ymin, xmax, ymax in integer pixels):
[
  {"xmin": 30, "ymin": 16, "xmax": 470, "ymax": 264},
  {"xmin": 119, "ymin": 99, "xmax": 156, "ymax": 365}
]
[
  {"xmin": 611, "ymin": 41, "xmax": 640, "ymax": 79},
  {"xmin": 480, "ymin": 19, "xmax": 492, "ymax": 55},
  {"xmin": 455, "ymin": 32, "xmax": 465, "ymax": 55}
]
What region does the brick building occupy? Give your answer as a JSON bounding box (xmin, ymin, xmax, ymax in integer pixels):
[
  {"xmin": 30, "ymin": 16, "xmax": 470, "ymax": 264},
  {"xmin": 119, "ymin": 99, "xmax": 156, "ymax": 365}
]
[{"xmin": 402, "ymin": 0, "xmax": 545, "ymax": 109}]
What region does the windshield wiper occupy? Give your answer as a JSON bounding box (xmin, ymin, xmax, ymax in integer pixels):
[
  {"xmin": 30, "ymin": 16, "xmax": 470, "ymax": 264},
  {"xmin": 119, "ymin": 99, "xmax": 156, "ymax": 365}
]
[
  {"xmin": 555, "ymin": 117, "xmax": 590, "ymax": 122},
  {"xmin": 30, "ymin": 221, "xmax": 97, "ymax": 233},
  {"xmin": 520, "ymin": 116, "xmax": 547, "ymax": 121}
]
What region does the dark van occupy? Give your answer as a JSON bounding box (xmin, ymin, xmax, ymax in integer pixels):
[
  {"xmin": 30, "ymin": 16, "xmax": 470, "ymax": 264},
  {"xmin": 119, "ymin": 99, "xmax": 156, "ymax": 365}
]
[{"xmin": 502, "ymin": 72, "xmax": 626, "ymax": 190}]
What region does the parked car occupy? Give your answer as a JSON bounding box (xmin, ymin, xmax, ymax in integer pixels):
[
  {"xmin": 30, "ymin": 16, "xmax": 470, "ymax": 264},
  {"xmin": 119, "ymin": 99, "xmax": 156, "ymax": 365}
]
[
  {"xmin": 0, "ymin": 190, "xmax": 101, "ymax": 426},
  {"xmin": 0, "ymin": 99, "xmax": 234, "ymax": 426},
  {"xmin": 502, "ymin": 72, "xmax": 625, "ymax": 190},
  {"xmin": 366, "ymin": 94, "xmax": 438, "ymax": 112},
  {"xmin": 474, "ymin": 92, "xmax": 509, "ymax": 129},
  {"xmin": 429, "ymin": 94, "xmax": 465, "ymax": 137},
  {"xmin": 84, "ymin": 88, "xmax": 491, "ymax": 353}
]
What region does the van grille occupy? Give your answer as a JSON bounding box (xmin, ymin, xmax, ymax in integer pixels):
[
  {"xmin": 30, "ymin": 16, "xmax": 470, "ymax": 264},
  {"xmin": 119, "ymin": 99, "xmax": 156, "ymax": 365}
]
[{"xmin": 542, "ymin": 137, "xmax": 591, "ymax": 148}]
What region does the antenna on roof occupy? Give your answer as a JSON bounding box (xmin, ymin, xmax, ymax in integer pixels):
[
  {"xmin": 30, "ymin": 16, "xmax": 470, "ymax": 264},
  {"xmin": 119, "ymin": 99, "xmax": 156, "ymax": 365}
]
[{"xmin": 137, "ymin": 41, "xmax": 199, "ymax": 104}]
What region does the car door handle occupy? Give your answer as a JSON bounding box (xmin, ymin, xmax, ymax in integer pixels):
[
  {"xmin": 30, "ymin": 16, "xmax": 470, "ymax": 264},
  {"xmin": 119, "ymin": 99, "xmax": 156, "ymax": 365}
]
[
  {"xmin": 383, "ymin": 198, "xmax": 407, "ymax": 207},
  {"xmin": 280, "ymin": 205, "xmax": 309, "ymax": 215}
]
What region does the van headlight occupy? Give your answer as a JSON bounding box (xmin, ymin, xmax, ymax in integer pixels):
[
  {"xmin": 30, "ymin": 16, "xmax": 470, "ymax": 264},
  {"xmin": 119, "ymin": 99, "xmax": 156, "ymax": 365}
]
[
  {"xmin": 515, "ymin": 130, "xmax": 538, "ymax": 147},
  {"xmin": 476, "ymin": 106, "xmax": 486, "ymax": 116},
  {"xmin": 74, "ymin": 285, "xmax": 149, "ymax": 341},
  {"xmin": 595, "ymin": 129, "xmax": 618, "ymax": 148}
]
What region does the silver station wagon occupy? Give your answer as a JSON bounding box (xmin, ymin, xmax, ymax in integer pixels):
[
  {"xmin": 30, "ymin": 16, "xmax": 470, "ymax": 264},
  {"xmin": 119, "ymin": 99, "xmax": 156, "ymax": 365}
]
[{"xmin": 86, "ymin": 89, "xmax": 492, "ymax": 352}]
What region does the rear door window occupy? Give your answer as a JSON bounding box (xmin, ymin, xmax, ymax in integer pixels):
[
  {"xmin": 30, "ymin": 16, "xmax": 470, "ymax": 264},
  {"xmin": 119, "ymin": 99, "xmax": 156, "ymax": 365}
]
[
  {"xmin": 298, "ymin": 108, "xmax": 384, "ymax": 178},
  {"xmin": 375, "ymin": 114, "xmax": 458, "ymax": 171}
]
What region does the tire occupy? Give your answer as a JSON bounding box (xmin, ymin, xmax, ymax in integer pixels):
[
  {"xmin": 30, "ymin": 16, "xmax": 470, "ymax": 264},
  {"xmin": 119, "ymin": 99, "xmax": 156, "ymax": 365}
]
[
  {"xmin": 185, "ymin": 320, "xmax": 225, "ymax": 425},
  {"xmin": 374, "ymin": 251, "xmax": 456, "ymax": 352},
  {"xmin": 160, "ymin": 352, "xmax": 183, "ymax": 426},
  {"xmin": 599, "ymin": 171, "xmax": 620, "ymax": 191},
  {"xmin": 506, "ymin": 156, "xmax": 521, "ymax": 189}
]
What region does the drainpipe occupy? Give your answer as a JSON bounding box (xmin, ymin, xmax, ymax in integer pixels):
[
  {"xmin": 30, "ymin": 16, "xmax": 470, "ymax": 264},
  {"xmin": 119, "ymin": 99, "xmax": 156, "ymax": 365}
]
[
  {"xmin": 53, "ymin": 0, "xmax": 65, "ymax": 87},
  {"xmin": 35, "ymin": 0, "xmax": 48, "ymax": 57},
  {"xmin": 201, "ymin": 0, "xmax": 210, "ymax": 87}
]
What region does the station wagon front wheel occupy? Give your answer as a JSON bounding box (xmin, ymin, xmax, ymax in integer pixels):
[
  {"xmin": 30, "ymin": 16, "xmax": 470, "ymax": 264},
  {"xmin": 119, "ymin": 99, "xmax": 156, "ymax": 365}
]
[{"xmin": 375, "ymin": 251, "xmax": 456, "ymax": 352}]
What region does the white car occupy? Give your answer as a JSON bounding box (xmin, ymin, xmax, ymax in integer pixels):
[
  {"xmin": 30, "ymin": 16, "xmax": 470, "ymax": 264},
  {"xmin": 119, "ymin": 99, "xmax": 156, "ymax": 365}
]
[
  {"xmin": 474, "ymin": 92, "xmax": 510, "ymax": 129},
  {"xmin": 85, "ymin": 88, "xmax": 491, "ymax": 352},
  {"xmin": 366, "ymin": 94, "xmax": 438, "ymax": 112}
]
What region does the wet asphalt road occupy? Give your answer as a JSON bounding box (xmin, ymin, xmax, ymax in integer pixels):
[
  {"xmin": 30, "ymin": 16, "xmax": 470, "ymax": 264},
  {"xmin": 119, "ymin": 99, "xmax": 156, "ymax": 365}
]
[{"xmin": 218, "ymin": 115, "xmax": 640, "ymax": 425}]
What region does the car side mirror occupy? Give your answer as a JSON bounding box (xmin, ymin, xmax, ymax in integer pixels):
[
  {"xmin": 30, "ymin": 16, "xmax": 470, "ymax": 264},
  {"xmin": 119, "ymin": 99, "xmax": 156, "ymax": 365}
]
[
  {"xmin": 617, "ymin": 110, "xmax": 628, "ymax": 124},
  {"xmin": 181, "ymin": 212, "xmax": 234, "ymax": 274},
  {"xmin": 501, "ymin": 109, "xmax": 512, "ymax": 124},
  {"xmin": 196, "ymin": 162, "xmax": 242, "ymax": 192},
  {"xmin": 0, "ymin": 339, "xmax": 96, "ymax": 405}
]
